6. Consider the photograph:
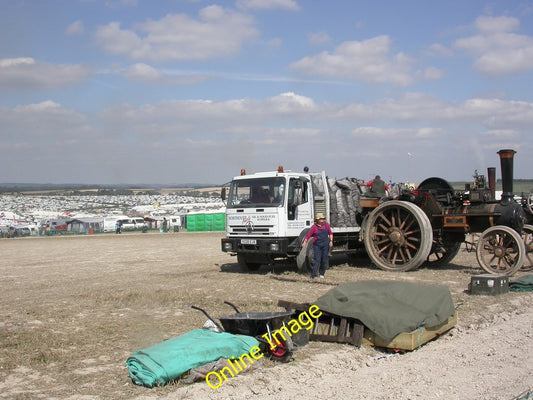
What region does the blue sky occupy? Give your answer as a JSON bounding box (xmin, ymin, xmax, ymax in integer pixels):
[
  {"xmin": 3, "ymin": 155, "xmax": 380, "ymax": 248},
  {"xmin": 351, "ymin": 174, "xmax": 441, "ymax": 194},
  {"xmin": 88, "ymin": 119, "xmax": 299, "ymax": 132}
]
[{"xmin": 1, "ymin": 0, "xmax": 532, "ymax": 185}]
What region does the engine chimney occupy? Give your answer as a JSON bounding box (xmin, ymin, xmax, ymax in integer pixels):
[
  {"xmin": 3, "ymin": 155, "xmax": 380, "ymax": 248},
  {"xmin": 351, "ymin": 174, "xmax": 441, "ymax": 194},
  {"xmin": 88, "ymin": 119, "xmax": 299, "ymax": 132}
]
[
  {"xmin": 497, "ymin": 149, "xmax": 516, "ymax": 204},
  {"xmin": 487, "ymin": 167, "xmax": 496, "ymax": 200}
]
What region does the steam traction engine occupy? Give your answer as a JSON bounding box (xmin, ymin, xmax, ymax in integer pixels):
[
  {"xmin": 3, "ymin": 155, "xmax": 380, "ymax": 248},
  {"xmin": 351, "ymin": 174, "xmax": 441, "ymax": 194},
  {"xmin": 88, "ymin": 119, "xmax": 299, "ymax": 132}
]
[{"xmin": 363, "ymin": 149, "xmax": 530, "ymax": 275}]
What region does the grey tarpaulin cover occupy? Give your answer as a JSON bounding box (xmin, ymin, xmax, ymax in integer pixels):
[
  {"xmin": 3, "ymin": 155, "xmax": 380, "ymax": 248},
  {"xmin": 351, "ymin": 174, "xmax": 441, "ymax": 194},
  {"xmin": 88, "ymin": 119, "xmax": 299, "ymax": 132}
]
[{"xmin": 314, "ymin": 281, "xmax": 455, "ymax": 342}]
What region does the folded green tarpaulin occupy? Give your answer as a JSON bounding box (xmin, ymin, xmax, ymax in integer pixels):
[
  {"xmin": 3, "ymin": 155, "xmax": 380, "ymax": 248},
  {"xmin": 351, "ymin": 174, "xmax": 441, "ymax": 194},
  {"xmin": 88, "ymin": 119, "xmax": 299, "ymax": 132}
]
[
  {"xmin": 315, "ymin": 280, "xmax": 455, "ymax": 342},
  {"xmin": 126, "ymin": 329, "xmax": 259, "ymax": 387},
  {"xmin": 510, "ymin": 274, "xmax": 533, "ymax": 292}
]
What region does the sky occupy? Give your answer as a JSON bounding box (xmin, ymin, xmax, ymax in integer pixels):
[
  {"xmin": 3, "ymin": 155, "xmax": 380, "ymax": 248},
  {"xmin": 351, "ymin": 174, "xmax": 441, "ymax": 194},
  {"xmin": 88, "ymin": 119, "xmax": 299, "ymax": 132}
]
[{"xmin": 1, "ymin": 0, "xmax": 532, "ymax": 185}]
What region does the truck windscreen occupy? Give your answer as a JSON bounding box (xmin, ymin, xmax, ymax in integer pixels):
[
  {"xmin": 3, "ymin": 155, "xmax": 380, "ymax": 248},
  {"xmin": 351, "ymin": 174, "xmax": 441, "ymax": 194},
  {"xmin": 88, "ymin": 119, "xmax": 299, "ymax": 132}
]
[{"xmin": 227, "ymin": 177, "xmax": 285, "ymax": 208}]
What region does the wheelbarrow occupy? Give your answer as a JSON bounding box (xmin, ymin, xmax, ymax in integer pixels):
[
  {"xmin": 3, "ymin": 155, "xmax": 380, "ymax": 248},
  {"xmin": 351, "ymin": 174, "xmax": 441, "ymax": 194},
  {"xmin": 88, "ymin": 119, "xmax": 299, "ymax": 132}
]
[{"xmin": 191, "ymin": 301, "xmax": 294, "ymax": 362}]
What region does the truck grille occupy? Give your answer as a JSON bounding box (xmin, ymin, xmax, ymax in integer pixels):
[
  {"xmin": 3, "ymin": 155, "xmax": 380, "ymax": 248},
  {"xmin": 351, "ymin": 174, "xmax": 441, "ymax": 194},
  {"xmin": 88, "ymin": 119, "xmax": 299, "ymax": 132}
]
[{"xmin": 229, "ymin": 225, "xmax": 273, "ymax": 235}]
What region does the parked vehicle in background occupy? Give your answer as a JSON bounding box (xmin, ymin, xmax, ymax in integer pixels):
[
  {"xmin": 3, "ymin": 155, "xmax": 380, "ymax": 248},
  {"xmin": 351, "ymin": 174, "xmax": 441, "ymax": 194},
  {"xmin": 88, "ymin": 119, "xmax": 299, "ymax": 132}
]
[{"xmin": 116, "ymin": 217, "xmax": 146, "ymax": 231}]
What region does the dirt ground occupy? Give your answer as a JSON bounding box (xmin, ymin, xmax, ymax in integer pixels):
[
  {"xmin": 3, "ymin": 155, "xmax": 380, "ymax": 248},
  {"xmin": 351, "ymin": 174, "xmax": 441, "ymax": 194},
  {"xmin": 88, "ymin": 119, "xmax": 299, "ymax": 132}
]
[{"xmin": 0, "ymin": 231, "xmax": 532, "ymax": 400}]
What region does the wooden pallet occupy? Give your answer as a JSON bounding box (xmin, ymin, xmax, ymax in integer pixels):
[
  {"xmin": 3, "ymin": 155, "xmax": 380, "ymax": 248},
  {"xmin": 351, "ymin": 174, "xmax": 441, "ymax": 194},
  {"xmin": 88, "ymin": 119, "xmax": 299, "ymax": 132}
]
[
  {"xmin": 277, "ymin": 300, "xmax": 364, "ymax": 347},
  {"xmin": 278, "ymin": 300, "xmax": 457, "ymax": 351},
  {"xmin": 362, "ymin": 312, "xmax": 458, "ymax": 351}
]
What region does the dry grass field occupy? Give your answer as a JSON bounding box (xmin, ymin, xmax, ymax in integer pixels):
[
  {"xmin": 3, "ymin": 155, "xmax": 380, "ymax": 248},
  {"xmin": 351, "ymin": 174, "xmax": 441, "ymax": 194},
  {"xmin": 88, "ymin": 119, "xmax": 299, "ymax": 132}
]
[{"xmin": 1, "ymin": 231, "xmax": 532, "ymax": 400}]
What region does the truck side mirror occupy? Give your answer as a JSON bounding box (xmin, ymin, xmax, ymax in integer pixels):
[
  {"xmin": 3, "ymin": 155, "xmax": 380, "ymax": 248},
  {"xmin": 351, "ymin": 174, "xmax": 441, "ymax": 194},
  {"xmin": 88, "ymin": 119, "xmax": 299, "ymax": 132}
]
[{"xmin": 221, "ymin": 187, "xmax": 227, "ymax": 201}]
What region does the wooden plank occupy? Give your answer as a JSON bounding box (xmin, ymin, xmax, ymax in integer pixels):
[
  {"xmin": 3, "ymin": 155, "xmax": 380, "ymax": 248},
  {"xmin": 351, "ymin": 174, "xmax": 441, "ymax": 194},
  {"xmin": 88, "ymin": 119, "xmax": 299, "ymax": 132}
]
[
  {"xmin": 362, "ymin": 312, "xmax": 458, "ymax": 351},
  {"xmin": 277, "ymin": 300, "xmax": 364, "ymax": 347},
  {"xmin": 360, "ymin": 198, "xmax": 379, "ymax": 208}
]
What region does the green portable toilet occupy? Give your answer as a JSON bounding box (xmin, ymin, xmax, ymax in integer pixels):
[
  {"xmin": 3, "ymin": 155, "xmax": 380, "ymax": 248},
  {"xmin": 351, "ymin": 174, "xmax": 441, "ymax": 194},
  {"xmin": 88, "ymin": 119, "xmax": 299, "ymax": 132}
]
[
  {"xmin": 186, "ymin": 211, "xmax": 226, "ymax": 232},
  {"xmin": 204, "ymin": 213, "xmax": 214, "ymax": 231},
  {"xmin": 213, "ymin": 213, "xmax": 225, "ymax": 231}
]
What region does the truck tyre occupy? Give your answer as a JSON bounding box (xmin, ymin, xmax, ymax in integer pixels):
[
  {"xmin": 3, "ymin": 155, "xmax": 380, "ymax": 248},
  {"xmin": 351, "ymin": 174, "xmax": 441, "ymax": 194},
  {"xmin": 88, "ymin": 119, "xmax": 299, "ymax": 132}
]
[
  {"xmin": 363, "ymin": 200, "xmax": 433, "ymax": 271},
  {"xmin": 296, "ymin": 229, "xmax": 312, "ymax": 273},
  {"xmin": 296, "ymin": 241, "xmax": 313, "ymax": 273},
  {"xmin": 237, "ymin": 254, "xmax": 261, "ymax": 272}
]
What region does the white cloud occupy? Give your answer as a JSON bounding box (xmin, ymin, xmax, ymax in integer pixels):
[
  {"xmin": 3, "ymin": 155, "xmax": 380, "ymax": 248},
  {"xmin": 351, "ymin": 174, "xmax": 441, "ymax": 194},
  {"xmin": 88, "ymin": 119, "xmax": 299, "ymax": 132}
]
[
  {"xmin": 66, "ymin": 20, "xmax": 84, "ymax": 35},
  {"xmin": 351, "ymin": 126, "xmax": 442, "ymax": 139},
  {"xmin": 94, "ymin": 6, "xmax": 258, "ymax": 62},
  {"xmin": 266, "ymin": 37, "xmax": 283, "ymax": 49},
  {"xmin": 3, "ymin": 92, "xmax": 532, "ymax": 183},
  {"xmin": 308, "ymin": 32, "xmax": 332, "ymax": 45},
  {"xmin": 454, "ymin": 15, "xmax": 533, "ymax": 75},
  {"xmin": 236, "ymin": 0, "xmax": 300, "ymax": 11},
  {"xmin": 425, "ymin": 43, "xmax": 453, "ymax": 57},
  {"xmin": 420, "ymin": 66, "xmax": 443, "ymax": 80},
  {"xmin": 124, "ymin": 63, "xmax": 163, "ymax": 81},
  {"xmin": 0, "ymin": 58, "xmax": 35, "ymax": 67},
  {"xmin": 122, "ymin": 64, "xmax": 214, "ymax": 85},
  {"xmin": 290, "ymin": 36, "xmax": 417, "ymax": 86},
  {"xmin": 0, "ymin": 58, "xmax": 93, "ymax": 90},
  {"xmin": 482, "ymin": 129, "xmax": 520, "ymax": 139},
  {"xmin": 266, "ymin": 92, "xmax": 317, "ymax": 113},
  {"xmin": 332, "ymin": 93, "xmax": 533, "ymax": 130},
  {"xmin": 1, "ymin": 101, "xmax": 89, "ymax": 140}
]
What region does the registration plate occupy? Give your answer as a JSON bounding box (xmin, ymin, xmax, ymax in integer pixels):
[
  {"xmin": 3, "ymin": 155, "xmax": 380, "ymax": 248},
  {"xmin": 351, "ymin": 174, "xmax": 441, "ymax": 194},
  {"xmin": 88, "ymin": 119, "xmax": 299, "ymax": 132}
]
[{"xmin": 241, "ymin": 239, "xmax": 257, "ymax": 245}]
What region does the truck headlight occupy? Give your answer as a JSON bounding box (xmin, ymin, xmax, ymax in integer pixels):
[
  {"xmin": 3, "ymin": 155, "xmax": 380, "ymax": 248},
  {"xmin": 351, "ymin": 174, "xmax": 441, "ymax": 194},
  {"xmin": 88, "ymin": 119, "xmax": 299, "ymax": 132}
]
[
  {"xmin": 270, "ymin": 243, "xmax": 280, "ymax": 252},
  {"xmin": 223, "ymin": 242, "xmax": 233, "ymax": 251}
]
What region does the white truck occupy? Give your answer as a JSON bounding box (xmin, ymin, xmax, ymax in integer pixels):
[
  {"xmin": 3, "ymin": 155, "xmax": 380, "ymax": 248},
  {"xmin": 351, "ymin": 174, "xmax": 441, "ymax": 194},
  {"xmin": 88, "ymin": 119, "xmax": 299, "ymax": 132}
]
[{"xmin": 221, "ymin": 166, "xmax": 380, "ymax": 272}]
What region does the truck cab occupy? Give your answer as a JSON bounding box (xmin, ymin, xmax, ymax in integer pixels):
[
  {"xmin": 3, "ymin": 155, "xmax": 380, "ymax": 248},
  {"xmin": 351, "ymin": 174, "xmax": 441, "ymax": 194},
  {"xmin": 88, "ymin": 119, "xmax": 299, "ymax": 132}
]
[
  {"xmin": 221, "ymin": 167, "xmax": 364, "ymax": 272},
  {"xmin": 221, "ymin": 168, "xmax": 316, "ymax": 271}
]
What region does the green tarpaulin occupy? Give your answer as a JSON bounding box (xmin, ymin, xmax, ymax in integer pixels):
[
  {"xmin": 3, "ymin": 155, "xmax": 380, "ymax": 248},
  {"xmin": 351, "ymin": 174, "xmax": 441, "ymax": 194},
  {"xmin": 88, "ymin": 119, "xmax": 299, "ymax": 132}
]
[
  {"xmin": 510, "ymin": 274, "xmax": 533, "ymax": 292},
  {"xmin": 314, "ymin": 280, "xmax": 455, "ymax": 342},
  {"xmin": 126, "ymin": 329, "xmax": 259, "ymax": 387}
]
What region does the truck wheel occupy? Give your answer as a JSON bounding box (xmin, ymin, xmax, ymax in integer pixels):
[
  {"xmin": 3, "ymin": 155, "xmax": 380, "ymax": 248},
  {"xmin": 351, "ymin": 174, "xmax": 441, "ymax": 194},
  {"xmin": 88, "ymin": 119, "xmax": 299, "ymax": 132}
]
[
  {"xmin": 237, "ymin": 254, "xmax": 261, "ymax": 272},
  {"xmin": 476, "ymin": 225, "xmax": 525, "ymax": 275},
  {"xmin": 363, "ymin": 200, "xmax": 433, "ymax": 271},
  {"xmin": 296, "ymin": 241, "xmax": 313, "ymax": 273},
  {"xmin": 521, "ymin": 224, "xmax": 533, "ymax": 271}
]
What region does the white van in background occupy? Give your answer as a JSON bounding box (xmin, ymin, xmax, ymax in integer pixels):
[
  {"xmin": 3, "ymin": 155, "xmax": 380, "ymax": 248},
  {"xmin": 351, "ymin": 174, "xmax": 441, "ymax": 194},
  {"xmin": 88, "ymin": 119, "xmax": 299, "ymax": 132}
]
[{"xmin": 117, "ymin": 217, "xmax": 146, "ymax": 231}]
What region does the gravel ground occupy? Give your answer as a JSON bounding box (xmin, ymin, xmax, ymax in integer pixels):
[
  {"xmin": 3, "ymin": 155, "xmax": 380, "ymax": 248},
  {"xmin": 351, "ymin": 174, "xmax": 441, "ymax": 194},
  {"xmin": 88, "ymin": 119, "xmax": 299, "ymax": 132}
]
[{"xmin": 0, "ymin": 231, "xmax": 532, "ymax": 400}]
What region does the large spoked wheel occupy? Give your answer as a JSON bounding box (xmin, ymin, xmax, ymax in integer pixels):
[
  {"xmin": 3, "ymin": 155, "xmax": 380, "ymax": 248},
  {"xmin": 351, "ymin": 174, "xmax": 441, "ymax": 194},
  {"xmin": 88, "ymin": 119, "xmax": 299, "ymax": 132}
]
[
  {"xmin": 425, "ymin": 233, "xmax": 464, "ymax": 267},
  {"xmin": 521, "ymin": 224, "xmax": 533, "ymax": 271},
  {"xmin": 237, "ymin": 254, "xmax": 261, "ymax": 272},
  {"xmin": 363, "ymin": 200, "xmax": 433, "ymax": 271},
  {"xmin": 426, "ymin": 241, "xmax": 462, "ymax": 267},
  {"xmin": 527, "ymin": 189, "xmax": 533, "ymax": 215},
  {"xmin": 476, "ymin": 225, "xmax": 525, "ymax": 275}
]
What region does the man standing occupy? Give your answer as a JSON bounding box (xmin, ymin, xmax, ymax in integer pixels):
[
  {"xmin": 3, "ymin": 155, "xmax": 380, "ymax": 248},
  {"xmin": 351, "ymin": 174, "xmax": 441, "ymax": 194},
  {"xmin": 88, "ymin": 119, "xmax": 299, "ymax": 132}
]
[{"xmin": 302, "ymin": 213, "xmax": 333, "ymax": 279}]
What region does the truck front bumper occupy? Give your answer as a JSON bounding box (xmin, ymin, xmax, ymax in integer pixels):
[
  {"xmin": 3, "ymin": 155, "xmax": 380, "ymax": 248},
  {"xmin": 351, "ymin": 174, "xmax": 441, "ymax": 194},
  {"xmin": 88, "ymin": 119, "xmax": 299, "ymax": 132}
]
[{"xmin": 221, "ymin": 237, "xmax": 291, "ymax": 256}]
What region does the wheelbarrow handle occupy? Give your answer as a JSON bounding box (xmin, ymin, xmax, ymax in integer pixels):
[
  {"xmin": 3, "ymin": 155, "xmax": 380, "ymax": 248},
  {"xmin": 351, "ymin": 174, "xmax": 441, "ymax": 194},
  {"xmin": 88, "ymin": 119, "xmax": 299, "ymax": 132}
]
[
  {"xmin": 190, "ymin": 305, "xmax": 225, "ymax": 332},
  {"xmin": 223, "ymin": 301, "xmax": 241, "ymax": 313}
]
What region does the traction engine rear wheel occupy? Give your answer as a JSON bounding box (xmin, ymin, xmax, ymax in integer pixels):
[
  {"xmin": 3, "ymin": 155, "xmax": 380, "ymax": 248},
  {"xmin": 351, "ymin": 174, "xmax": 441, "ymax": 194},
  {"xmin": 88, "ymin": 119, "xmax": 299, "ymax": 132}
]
[
  {"xmin": 426, "ymin": 233, "xmax": 464, "ymax": 267},
  {"xmin": 476, "ymin": 225, "xmax": 525, "ymax": 275},
  {"xmin": 521, "ymin": 224, "xmax": 533, "ymax": 271},
  {"xmin": 363, "ymin": 200, "xmax": 433, "ymax": 271}
]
